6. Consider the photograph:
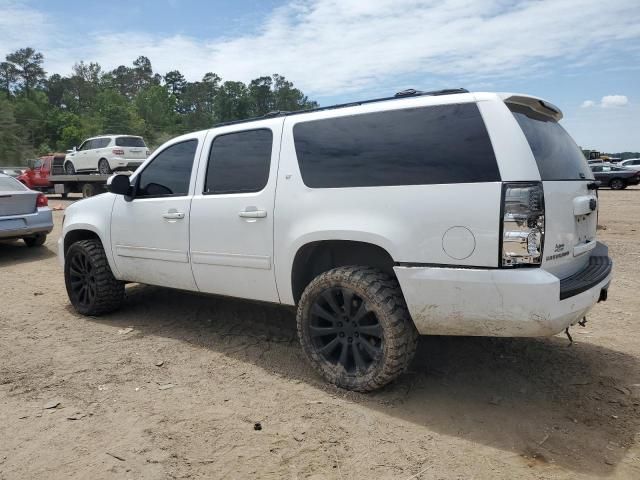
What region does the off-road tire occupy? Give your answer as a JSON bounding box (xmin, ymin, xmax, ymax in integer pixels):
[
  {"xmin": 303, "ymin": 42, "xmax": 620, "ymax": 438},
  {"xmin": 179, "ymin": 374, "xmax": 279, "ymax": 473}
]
[
  {"xmin": 64, "ymin": 161, "xmax": 76, "ymax": 175},
  {"xmin": 64, "ymin": 239, "xmax": 124, "ymax": 316},
  {"xmin": 23, "ymin": 233, "xmax": 46, "ymax": 247},
  {"xmin": 297, "ymin": 266, "xmax": 418, "ymax": 392}
]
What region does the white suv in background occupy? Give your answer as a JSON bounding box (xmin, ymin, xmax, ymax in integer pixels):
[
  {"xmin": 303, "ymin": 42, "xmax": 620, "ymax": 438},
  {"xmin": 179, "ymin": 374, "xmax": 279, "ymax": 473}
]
[
  {"xmin": 64, "ymin": 135, "xmax": 149, "ymax": 175},
  {"xmin": 619, "ymin": 158, "xmax": 640, "ymax": 171},
  {"xmin": 59, "ymin": 89, "xmax": 613, "ymax": 392}
]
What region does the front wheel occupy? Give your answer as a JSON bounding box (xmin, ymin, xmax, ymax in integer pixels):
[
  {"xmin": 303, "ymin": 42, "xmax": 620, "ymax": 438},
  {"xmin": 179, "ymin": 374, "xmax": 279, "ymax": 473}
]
[
  {"xmin": 64, "ymin": 239, "xmax": 124, "ymax": 315},
  {"xmin": 609, "ymin": 178, "xmax": 625, "ymax": 190},
  {"xmin": 64, "ymin": 161, "xmax": 76, "ymax": 175},
  {"xmin": 297, "ymin": 266, "xmax": 418, "ymax": 392}
]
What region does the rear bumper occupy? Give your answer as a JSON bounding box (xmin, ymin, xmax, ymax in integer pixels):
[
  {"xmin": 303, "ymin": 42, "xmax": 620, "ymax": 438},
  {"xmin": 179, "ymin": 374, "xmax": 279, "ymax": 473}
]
[
  {"xmin": 395, "ymin": 242, "xmax": 613, "ymax": 337},
  {"xmin": 0, "ymin": 208, "xmax": 53, "ymax": 240},
  {"xmin": 109, "ymin": 157, "xmax": 143, "ymax": 171}
]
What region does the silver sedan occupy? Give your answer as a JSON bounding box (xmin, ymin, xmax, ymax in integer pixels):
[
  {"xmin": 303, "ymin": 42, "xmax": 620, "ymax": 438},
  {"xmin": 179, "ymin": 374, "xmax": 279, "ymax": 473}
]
[{"xmin": 0, "ymin": 173, "xmax": 53, "ymax": 247}]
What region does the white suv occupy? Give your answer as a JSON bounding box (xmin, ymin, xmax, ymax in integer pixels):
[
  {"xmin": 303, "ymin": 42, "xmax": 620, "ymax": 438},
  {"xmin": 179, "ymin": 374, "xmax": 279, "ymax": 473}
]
[
  {"xmin": 64, "ymin": 135, "xmax": 149, "ymax": 175},
  {"xmin": 619, "ymin": 158, "xmax": 640, "ymax": 171},
  {"xmin": 58, "ymin": 89, "xmax": 613, "ymax": 391}
]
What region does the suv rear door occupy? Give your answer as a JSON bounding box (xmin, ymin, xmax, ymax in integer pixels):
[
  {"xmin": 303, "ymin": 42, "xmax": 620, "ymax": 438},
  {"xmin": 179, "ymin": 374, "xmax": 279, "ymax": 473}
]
[
  {"xmin": 189, "ymin": 120, "xmax": 282, "ymax": 302},
  {"xmin": 507, "ymin": 101, "xmax": 597, "ymax": 279}
]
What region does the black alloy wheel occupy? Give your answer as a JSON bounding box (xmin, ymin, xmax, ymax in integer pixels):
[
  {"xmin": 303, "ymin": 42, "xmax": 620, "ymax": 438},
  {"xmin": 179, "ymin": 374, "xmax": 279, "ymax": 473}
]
[
  {"xmin": 297, "ymin": 266, "xmax": 418, "ymax": 392},
  {"xmin": 310, "ymin": 287, "xmax": 383, "ymax": 373},
  {"xmin": 67, "ymin": 248, "xmax": 97, "ymax": 309}
]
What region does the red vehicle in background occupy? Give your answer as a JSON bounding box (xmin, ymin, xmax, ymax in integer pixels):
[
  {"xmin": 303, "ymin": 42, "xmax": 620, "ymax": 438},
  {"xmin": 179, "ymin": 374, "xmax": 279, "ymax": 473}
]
[
  {"xmin": 18, "ymin": 154, "xmax": 65, "ymax": 195},
  {"xmin": 17, "ymin": 153, "xmax": 115, "ymax": 198}
]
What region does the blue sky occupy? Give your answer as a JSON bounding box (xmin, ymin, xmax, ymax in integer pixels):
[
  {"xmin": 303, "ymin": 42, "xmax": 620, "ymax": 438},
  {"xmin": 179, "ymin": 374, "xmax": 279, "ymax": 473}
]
[{"xmin": 1, "ymin": 0, "xmax": 639, "ymax": 151}]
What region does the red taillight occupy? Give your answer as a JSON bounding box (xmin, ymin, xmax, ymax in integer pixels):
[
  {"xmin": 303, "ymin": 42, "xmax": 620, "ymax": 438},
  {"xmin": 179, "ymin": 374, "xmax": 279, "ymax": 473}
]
[
  {"xmin": 112, "ymin": 148, "xmax": 125, "ymax": 156},
  {"xmin": 36, "ymin": 193, "xmax": 48, "ymax": 207}
]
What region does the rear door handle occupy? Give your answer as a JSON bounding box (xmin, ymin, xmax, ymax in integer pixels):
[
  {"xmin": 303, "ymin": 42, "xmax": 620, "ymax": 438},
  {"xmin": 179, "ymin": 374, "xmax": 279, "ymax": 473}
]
[
  {"xmin": 162, "ymin": 210, "xmax": 185, "ymax": 220},
  {"xmin": 239, "ymin": 209, "xmax": 267, "ymax": 218}
]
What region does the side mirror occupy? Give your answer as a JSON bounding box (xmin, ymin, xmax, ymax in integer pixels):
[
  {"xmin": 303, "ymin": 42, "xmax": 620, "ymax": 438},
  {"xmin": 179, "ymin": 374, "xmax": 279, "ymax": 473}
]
[
  {"xmin": 107, "ymin": 174, "xmax": 133, "ymax": 198},
  {"xmin": 73, "ymin": 146, "xmax": 77, "ymax": 152}
]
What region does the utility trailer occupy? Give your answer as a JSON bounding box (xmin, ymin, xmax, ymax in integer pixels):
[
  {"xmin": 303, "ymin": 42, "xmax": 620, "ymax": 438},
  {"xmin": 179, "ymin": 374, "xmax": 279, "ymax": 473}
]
[
  {"xmin": 48, "ymin": 155, "xmax": 132, "ymax": 198},
  {"xmin": 49, "ymin": 174, "xmax": 111, "ymax": 198}
]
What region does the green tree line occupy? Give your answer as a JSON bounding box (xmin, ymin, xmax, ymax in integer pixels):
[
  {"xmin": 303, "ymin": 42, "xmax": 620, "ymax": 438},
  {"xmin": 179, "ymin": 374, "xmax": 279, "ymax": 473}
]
[{"xmin": 0, "ymin": 47, "xmax": 318, "ymax": 166}]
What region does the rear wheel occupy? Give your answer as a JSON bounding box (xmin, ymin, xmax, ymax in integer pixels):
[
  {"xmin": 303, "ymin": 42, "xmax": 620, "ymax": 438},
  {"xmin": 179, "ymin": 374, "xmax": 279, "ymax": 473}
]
[
  {"xmin": 64, "ymin": 161, "xmax": 76, "ymax": 175},
  {"xmin": 609, "ymin": 178, "xmax": 625, "ymax": 190},
  {"xmin": 23, "ymin": 233, "xmax": 46, "ymax": 247},
  {"xmin": 297, "ymin": 266, "xmax": 418, "ymax": 392},
  {"xmin": 98, "ymin": 158, "xmax": 112, "ymax": 175}
]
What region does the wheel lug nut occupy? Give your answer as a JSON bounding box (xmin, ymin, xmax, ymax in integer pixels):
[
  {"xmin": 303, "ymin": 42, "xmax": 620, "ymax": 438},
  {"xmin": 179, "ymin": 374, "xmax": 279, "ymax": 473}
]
[
  {"xmin": 354, "ymin": 332, "xmax": 359, "ymax": 337},
  {"xmin": 348, "ymin": 337, "xmax": 353, "ymax": 343},
  {"xmin": 337, "ymin": 322, "xmax": 343, "ymax": 327},
  {"xmin": 339, "ymin": 332, "xmax": 345, "ymax": 337}
]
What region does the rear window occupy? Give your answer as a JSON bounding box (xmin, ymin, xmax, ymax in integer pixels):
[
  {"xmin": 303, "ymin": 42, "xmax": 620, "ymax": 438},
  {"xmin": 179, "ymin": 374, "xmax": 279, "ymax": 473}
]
[
  {"xmin": 508, "ymin": 104, "xmax": 593, "ymax": 181},
  {"xmin": 293, "ymin": 103, "xmax": 500, "ymax": 188},
  {"xmin": 0, "ymin": 176, "xmax": 27, "ymax": 192},
  {"xmin": 116, "ymin": 136, "xmax": 146, "ymax": 147}
]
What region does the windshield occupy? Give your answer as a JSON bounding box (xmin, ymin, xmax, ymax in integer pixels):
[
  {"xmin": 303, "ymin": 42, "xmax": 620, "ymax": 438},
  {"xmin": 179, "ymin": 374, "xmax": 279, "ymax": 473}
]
[
  {"xmin": 508, "ymin": 103, "xmax": 593, "ymax": 181},
  {"xmin": 116, "ymin": 136, "xmax": 146, "ymax": 147},
  {"xmin": 0, "ymin": 176, "xmax": 27, "ymax": 192}
]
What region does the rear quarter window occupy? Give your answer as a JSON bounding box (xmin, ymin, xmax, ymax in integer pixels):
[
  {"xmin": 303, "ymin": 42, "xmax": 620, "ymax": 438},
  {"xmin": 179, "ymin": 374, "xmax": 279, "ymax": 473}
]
[
  {"xmin": 508, "ymin": 104, "xmax": 593, "ymax": 181},
  {"xmin": 293, "ymin": 103, "xmax": 500, "ymax": 188}
]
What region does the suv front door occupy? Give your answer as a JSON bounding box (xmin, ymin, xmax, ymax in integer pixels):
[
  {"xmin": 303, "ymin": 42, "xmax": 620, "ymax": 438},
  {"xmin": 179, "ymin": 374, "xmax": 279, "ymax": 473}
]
[
  {"xmin": 110, "ymin": 135, "xmax": 203, "ymax": 290},
  {"xmin": 189, "ymin": 121, "xmax": 282, "ymax": 302}
]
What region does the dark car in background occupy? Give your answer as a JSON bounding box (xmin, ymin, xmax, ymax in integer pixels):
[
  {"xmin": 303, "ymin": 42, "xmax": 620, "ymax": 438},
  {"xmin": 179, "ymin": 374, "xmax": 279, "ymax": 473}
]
[{"xmin": 590, "ymin": 163, "xmax": 640, "ymax": 190}]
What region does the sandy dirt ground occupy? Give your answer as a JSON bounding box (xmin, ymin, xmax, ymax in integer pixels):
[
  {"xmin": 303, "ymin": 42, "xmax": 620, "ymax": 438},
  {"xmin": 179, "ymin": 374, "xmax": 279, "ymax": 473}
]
[{"xmin": 1, "ymin": 188, "xmax": 639, "ymax": 480}]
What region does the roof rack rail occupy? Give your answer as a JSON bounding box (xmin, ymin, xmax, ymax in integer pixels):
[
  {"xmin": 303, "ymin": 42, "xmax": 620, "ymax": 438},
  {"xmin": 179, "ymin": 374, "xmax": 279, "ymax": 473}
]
[{"xmin": 212, "ymin": 88, "xmax": 468, "ymax": 128}]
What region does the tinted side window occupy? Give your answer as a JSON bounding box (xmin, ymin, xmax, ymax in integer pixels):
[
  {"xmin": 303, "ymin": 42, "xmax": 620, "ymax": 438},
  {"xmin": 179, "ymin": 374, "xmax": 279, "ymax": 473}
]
[
  {"xmin": 205, "ymin": 129, "xmax": 272, "ymax": 194},
  {"xmin": 293, "ymin": 103, "xmax": 499, "ymax": 188},
  {"xmin": 137, "ymin": 140, "xmax": 197, "ymax": 197},
  {"xmin": 94, "ymin": 138, "xmax": 109, "ymax": 148},
  {"xmin": 508, "ymin": 104, "xmax": 593, "ymax": 181}
]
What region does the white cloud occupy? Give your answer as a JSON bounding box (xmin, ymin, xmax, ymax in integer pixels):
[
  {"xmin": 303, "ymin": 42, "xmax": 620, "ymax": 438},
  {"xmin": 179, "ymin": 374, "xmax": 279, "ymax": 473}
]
[
  {"xmin": 600, "ymin": 94, "xmax": 629, "ymax": 108},
  {"xmin": 580, "ymin": 95, "xmax": 630, "ymax": 109},
  {"xmin": 1, "ymin": 0, "xmax": 640, "ymax": 96}
]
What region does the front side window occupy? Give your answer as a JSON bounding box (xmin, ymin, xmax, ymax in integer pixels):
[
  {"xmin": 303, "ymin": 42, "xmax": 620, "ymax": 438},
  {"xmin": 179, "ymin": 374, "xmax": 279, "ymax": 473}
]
[
  {"xmin": 77, "ymin": 141, "xmax": 88, "ymax": 151},
  {"xmin": 205, "ymin": 129, "xmax": 272, "ymax": 194},
  {"xmin": 136, "ymin": 139, "xmax": 197, "ymax": 197},
  {"xmin": 293, "ymin": 103, "xmax": 499, "ymax": 188}
]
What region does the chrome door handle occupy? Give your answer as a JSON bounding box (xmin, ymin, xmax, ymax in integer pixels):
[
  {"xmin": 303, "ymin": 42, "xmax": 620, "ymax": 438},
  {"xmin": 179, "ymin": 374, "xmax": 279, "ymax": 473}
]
[
  {"xmin": 162, "ymin": 211, "xmax": 185, "ymax": 220},
  {"xmin": 238, "ymin": 209, "xmax": 267, "ymax": 218}
]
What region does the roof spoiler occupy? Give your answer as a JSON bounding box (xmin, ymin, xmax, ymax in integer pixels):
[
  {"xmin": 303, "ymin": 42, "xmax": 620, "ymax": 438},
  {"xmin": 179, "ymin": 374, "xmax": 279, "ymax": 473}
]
[{"xmin": 502, "ymin": 94, "xmax": 563, "ymax": 121}]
